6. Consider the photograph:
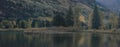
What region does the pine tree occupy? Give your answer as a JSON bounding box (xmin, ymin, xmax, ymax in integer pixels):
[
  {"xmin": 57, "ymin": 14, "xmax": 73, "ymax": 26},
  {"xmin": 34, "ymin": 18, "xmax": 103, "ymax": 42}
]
[
  {"xmin": 117, "ymin": 13, "xmax": 120, "ymax": 28},
  {"xmin": 0, "ymin": 22, "xmax": 3, "ymax": 28},
  {"xmin": 27, "ymin": 19, "xmax": 32, "ymax": 28},
  {"xmin": 65, "ymin": 6, "xmax": 74, "ymax": 27},
  {"xmin": 19, "ymin": 20, "xmax": 27, "ymax": 28},
  {"xmin": 2, "ymin": 20, "xmax": 10, "ymax": 28},
  {"xmin": 91, "ymin": 1, "xmax": 101, "ymax": 29},
  {"xmin": 52, "ymin": 14, "xmax": 66, "ymax": 27},
  {"xmin": 34, "ymin": 22, "xmax": 39, "ymax": 28},
  {"xmin": 32, "ymin": 20, "xmax": 39, "ymax": 28}
]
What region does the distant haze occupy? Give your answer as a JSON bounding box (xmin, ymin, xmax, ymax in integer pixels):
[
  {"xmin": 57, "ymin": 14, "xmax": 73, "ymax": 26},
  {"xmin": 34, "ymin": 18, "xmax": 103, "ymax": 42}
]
[{"xmin": 97, "ymin": 0, "xmax": 120, "ymax": 12}]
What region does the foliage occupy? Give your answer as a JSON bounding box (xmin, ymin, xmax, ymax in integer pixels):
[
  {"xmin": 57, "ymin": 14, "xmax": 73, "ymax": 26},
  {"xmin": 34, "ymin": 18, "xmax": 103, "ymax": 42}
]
[
  {"xmin": 65, "ymin": 6, "xmax": 74, "ymax": 27},
  {"xmin": 53, "ymin": 15, "xmax": 66, "ymax": 27},
  {"xmin": 91, "ymin": 2, "xmax": 101, "ymax": 29},
  {"xmin": 0, "ymin": 0, "xmax": 117, "ymax": 29}
]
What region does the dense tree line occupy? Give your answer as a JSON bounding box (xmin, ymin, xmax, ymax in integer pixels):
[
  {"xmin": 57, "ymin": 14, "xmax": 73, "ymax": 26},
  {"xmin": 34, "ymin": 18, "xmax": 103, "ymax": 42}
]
[
  {"xmin": 0, "ymin": 19, "xmax": 43, "ymax": 29},
  {"xmin": 0, "ymin": 0, "xmax": 75, "ymax": 29},
  {"xmin": 91, "ymin": 1, "xmax": 101, "ymax": 29},
  {"xmin": 0, "ymin": 14, "xmax": 74, "ymax": 29},
  {"xmin": 0, "ymin": 0, "xmax": 119, "ymax": 30}
]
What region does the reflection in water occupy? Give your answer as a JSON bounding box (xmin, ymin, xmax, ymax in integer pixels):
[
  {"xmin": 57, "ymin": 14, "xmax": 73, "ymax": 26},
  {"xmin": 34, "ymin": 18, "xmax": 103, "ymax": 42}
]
[
  {"xmin": 0, "ymin": 31, "xmax": 120, "ymax": 47},
  {"xmin": 53, "ymin": 34, "xmax": 73, "ymax": 47},
  {"xmin": 91, "ymin": 34, "xmax": 101, "ymax": 47}
]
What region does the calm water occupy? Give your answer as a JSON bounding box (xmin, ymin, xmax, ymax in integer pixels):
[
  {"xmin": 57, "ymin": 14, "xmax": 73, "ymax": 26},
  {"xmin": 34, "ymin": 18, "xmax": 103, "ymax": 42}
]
[{"xmin": 0, "ymin": 31, "xmax": 120, "ymax": 47}]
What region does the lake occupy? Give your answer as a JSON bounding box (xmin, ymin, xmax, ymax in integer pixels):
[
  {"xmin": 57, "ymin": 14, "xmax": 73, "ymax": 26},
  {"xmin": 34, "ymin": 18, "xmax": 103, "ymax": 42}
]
[{"xmin": 0, "ymin": 31, "xmax": 120, "ymax": 47}]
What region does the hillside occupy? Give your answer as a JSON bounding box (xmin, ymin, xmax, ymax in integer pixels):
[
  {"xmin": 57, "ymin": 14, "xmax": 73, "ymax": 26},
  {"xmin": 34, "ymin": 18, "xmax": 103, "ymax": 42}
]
[
  {"xmin": 0, "ymin": 0, "xmax": 99, "ymax": 19},
  {"xmin": 0, "ymin": 0, "xmax": 117, "ymax": 28}
]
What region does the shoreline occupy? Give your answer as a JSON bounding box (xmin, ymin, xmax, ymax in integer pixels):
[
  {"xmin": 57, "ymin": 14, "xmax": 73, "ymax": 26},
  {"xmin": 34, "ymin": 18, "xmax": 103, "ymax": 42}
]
[{"xmin": 0, "ymin": 28, "xmax": 120, "ymax": 34}]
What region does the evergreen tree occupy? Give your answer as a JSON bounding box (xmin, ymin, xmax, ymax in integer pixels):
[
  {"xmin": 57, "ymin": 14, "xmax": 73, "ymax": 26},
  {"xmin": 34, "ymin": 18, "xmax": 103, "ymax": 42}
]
[
  {"xmin": 91, "ymin": 1, "xmax": 101, "ymax": 29},
  {"xmin": 45, "ymin": 20, "xmax": 50, "ymax": 27},
  {"xmin": 0, "ymin": 22, "xmax": 3, "ymax": 28},
  {"xmin": 65, "ymin": 6, "xmax": 74, "ymax": 27},
  {"xmin": 117, "ymin": 13, "xmax": 120, "ymax": 28},
  {"xmin": 27, "ymin": 19, "xmax": 32, "ymax": 28},
  {"xmin": 2, "ymin": 20, "xmax": 10, "ymax": 28},
  {"xmin": 32, "ymin": 20, "xmax": 39, "ymax": 28},
  {"xmin": 52, "ymin": 14, "xmax": 66, "ymax": 27},
  {"xmin": 34, "ymin": 22, "xmax": 39, "ymax": 28},
  {"xmin": 19, "ymin": 20, "xmax": 27, "ymax": 28}
]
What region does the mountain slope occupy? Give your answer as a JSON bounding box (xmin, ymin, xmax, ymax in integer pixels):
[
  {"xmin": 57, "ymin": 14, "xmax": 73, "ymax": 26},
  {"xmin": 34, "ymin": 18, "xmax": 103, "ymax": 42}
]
[
  {"xmin": 0, "ymin": 0, "xmax": 114, "ymax": 19},
  {"xmin": 97, "ymin": 0, "xmax": 120, "ymax": 13},
  {"xmin": 0, "ymin": 0, "xmax": 118, "ymax": 28},
  {"xmin": 0, "ymin": 0, "xmax": 94, "ymax": 18}
]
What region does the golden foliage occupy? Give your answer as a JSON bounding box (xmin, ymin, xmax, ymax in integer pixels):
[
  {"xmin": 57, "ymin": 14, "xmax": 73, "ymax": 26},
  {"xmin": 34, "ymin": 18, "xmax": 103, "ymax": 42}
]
[{"xmin": 79, "ymin": 15, "xmax": 85, "ymax": 23}]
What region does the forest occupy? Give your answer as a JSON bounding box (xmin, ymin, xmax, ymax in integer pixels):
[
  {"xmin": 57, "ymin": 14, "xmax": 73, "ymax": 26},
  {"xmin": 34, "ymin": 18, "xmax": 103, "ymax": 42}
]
[{"xmin": 0, "ymin": 0, "xmax": 119, "ymax": 29}]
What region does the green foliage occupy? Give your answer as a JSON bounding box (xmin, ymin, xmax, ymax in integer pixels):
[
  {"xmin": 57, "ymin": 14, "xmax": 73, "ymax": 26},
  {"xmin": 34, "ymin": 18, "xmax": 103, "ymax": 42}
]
[
  {"xmin": 0, "ymin": 22, "xmax": 3, "ymax": 28},
  {"xmin": 65, "ymin": 7, "xmax": 74, "ymax": 27},
  {"xmin": 19, "ymin": 20, "xmax": 27, "ymax": 28},
  {"xmin": 0, "ymin": 0, "xmax": 115, "ymax": 29},
  {"xmin": 27, "ymin": 19, "xmax": 32, "ymax": 28},
  {"xmin": 91, "ymin": 2, "xmax": 101, "ymax": 29},
  {"xmin": 34, "ymin": 22, "xmax": 39, "ymax": 28},
  {"xmin": 0, "ymin": 20, "xmax": 13, "ymax": 28},
  {"xmin": 53, "ymin": 15, "xmax": 66, "ymax": 27},
  {"xmin": 117, "ymin": 13, "xmax": 120, "ymax": 28}
]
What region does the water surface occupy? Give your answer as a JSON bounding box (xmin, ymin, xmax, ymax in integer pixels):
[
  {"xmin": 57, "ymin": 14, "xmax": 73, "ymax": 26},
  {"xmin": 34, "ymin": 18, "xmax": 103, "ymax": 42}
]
[{"xmin": 0, "ymin": 31, "xmax": 120, "ymax": 47}]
